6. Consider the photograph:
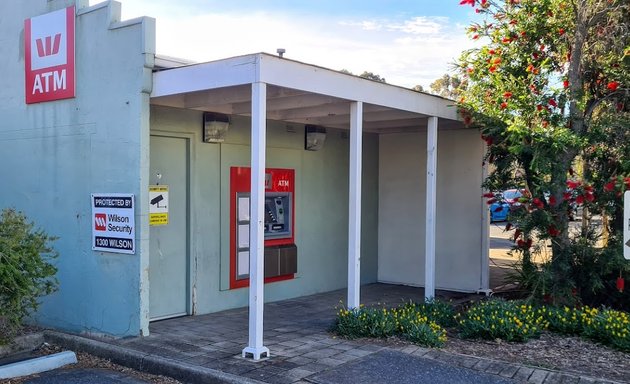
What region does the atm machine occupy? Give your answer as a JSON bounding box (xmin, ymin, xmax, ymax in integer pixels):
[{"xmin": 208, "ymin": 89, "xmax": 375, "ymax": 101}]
[{"xmin": 230, "ymin": 167, "xmax": 297, "ymax": 289}]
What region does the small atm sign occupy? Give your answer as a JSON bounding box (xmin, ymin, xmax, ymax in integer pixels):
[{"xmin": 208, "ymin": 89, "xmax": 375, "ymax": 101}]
[{"xmin": 24, "ymin": 6, "xmax": 75, "ymax": 104}]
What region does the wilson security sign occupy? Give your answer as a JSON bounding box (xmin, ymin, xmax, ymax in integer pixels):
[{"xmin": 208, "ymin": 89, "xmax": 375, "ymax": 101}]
[
  {"xmin": 91, "ymin": 194, "xmax": 135, "ymax": 254},
  {"xmin": 24, "ymin": 6, "xmax": 75, "ymax": 104}
]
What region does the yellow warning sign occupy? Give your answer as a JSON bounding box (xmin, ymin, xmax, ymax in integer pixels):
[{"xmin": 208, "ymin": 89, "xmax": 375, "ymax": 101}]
[{"xmin": 149, "ymin": 185, "xmax": 169, "ymax": 226}]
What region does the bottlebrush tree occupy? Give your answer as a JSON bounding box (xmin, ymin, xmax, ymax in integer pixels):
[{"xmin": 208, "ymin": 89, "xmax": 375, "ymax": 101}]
[{"xmin": 456, "ymin": 0, "xmax": 630, "ymax": 306}]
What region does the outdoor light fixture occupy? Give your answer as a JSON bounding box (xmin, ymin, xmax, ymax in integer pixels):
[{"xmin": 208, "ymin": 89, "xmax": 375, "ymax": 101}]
[
  {"xmin": 304, "ymin": 125, "xmax": 326, "ymax": 151},
  {"xmin": 203, "ymin": 112, "xmax": 230, "ymax": 143}
]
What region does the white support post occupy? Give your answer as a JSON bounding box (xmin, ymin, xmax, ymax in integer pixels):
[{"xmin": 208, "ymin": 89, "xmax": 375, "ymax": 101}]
[
  {"xmin": 479, "ymin": 158, "xmax": 491, "ymax": 294},
  {"xmin": 347, "ymin": 101, "xmax": 363, "ymax": 309},
  {"xmin": 242, "ymin": 82, "xmax": 270, "ymax": 361},
  {"xmin": 424, "ymin": 116, "xmax": 438, "ymax": 301}
]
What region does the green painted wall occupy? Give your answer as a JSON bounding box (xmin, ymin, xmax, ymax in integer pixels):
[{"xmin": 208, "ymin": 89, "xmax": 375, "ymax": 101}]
[{"xmin": 150, "ymin": 105, "xmax": 378, "ymax": 314}]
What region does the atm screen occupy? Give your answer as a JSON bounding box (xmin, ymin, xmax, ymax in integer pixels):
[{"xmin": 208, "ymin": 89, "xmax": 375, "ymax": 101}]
[{"xmin": 264, "ymin": 193, "xmax": 291, "ymax": 238}]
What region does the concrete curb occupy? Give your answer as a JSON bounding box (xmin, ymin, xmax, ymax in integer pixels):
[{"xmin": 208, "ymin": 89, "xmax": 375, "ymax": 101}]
[
  {"xmin": 44, "ymin": 331, "xmax": 265, "ymax": 384},
  {"xmin": 0, "ymin": 350, "xmax": 77, "ymax": 379},
  {"xmin": 0, "ymin": 333, "xmax": 44, "ymax": 358}
]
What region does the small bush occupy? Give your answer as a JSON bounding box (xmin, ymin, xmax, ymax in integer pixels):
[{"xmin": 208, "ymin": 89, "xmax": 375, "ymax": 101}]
[
  {"xmin": 402, "ymin": 299, "xmax": 457, "ymax": 328},
  {"xmin": 581, "ymin": 307, "xmax": 630, "ymax": 352},
  {"xmin": 0, "ymin": 209, "xmax": 58, "ymax": 342},
  {"xmin": 457, "ymin": 299, "xmax": 546, "ymax": 342},
  {"xmin": 335, "ymin": 302, "xmax": 448, "ymax": 347},
  {"xmin": 542, "ymin": 306, "xmax": 585, "ymax": 335}
]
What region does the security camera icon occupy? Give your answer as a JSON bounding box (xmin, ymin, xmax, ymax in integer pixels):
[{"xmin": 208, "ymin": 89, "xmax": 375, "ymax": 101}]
[{"xmin": 150, "ymin": 194, "xmax": 165, "ymax": 208}]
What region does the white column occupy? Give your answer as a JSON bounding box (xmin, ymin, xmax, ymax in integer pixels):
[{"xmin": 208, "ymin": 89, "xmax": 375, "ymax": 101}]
[
  {"xmin": 480, "ymin": 159, "xmax": 491, "ymax": 293},
  {"xmin": 347, "ymin": 101, "xmax": 363, "ymax": 309},
  {"xmin": 424, "ymin": 116, "xmax": 438, "ymax": 301},
  {"xmin": 242, "ymin": 82, "xmax": 270, "ymax": 360}
]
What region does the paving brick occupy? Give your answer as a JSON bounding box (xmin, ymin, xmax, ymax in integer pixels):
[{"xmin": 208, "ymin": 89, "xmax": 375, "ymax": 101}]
[
  {"xmin": 301, "ymin": 348, "xmax": 340, "ymax": 360},
  {"xmin": 472, "ymin": 359, "xmax": 492, "ymax": 372},
  {"xmin": 484, "ymin": 361, "xmax": 505, "ymax": 375},
  {"xmin": 559, "ymin": 374, "xmax": 580, "ymax": 384},
  {"xmin": 285, "ymin": 368, "xmax": 314, "ymax": 380},
  {"xmin": 498, "ymin": 363, "xmax": 519, "ymax": 378},
  {"xmin": 316, "ymin": 357, "xmax": 346, "ymax": 367},
  {"xmin": 528, "ymin": 369, "xmax": 549, "ymax": 383},
  {"xmin": 513, "ymin": 367, "xmax": 535, "ymax": 382},
  {"xmin": 543, "ymin": 372, "xmax": 563, "ymax": 383},
  {"xmin": 577, "ymin": 378, "xmax": 596, "ymax": 384}
]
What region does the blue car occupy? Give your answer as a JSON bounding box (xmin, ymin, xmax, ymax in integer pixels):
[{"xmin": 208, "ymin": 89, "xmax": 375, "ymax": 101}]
[{"xmin": 489, "ymin": 189, "xmax": 523, "ymax": 222}]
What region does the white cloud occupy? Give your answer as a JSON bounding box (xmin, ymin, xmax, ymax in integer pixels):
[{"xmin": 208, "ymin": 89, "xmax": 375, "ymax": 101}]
[{"xmin": 111, "ymin": 1, "xmax": 475, "ymax": 89}]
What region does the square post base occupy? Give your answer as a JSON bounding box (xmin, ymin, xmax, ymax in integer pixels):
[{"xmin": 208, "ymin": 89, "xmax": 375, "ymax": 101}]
[{"xmin": 242, "ymin": 346, "xmax": 270, "ymax": 361}]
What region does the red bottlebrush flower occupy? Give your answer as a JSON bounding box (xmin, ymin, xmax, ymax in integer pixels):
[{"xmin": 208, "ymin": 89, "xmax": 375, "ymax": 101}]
[
  {"xmin": 542, "ymin": 120, "xmax": 549, "ymax": 128},
  {"xmin": 488, "ymin": 49, "xmax": 495, "ymax": 55},
  {"xmin": 493, "ymin": 58, "xmax": 502, "ymax": 64},
  {"xmin": 563, "ymin": 80, "xmax": 569, "ymax": 88},
  {"xmin": 526, "ymin": 239, "xmax": 533, "ymax": 248},
  {"xmin": 604, "ymin": 181, "xmax": 616, "ymax": 192},
  {"xmin": 517, "ymin": 239, "xmax": 526, "ymax": 247},
  {"xmin": 502, "ymin": 37, "xmax": 512, "ymax": 43},
  {"xmin": 532, "ymin": 52, "xmax": 539, "ymax": 60},
  {"xmin": 481, "ymin": 0, "xmax": 488, "ymax": 5},
  {"xmin": 520, "ymin": 31, "xmax": 526, "ymax": 37},
  {"xmin": 549, "ymin": 195, "xmax": 557, "ymax": 205},
  {"xmin": 547, "ymin": 226, "xmax": 560, "ymax": 237},
  {"xmin": 607, "ymin": 81, "xmax": 620, "ymax": 91},
  {"xmin": 460, "ymin": 0, "xmax": 475, "ymax": 6},
  {"xmin": 526, "ymin": 64, "xmax": 535, "ymax": 73},
  {"xmin": 505, "ymin": 223, "xmax": 513, "ymax": 231},
  {"xmin": 483, "ymin": 192, "xmax": 495, "ymax": 198},
  {"xmin": 472, "ymin": 34, "xmax": 479, "ymax": 40},
  {"xmin": 509, "ymin": 19, "xmax": 518, "ymax": 25},
  {"xmin": 540, "ymin": 44, "xmax": 545, "ymax": 51},
  {"xmin": 563, "ymin": 192, "xmax": 572, "ymax": 201},
  {"xmin": 548, "ymin": 99, "xmax": 558, "ymax": 107},
  {"xmin": 482, "ymin": 135, "xmax": 494, "ymax": 145},
  {"xmin": 489, "ymin": 66, "xmax": 497, "ymax": 73},
  {"xmin": 513, "ymin": 229, "xmax": 522, "ymax": 241},
  {"xmin": 467, "ymin": 67, "xmax": 474, "ymax": 74},
  {"xmin": 464, "ymin": 115, "xmax": 473, "ymax": 125},
  {"xmin": 558, "ymin": 28, "xmax": 565, "ymax": 35},
  {"xmin": 567, "ymin": 180, "xmax": 580, "ymax": 190},
  {"xmin": 624, "ymin": 177, "xmax": 630, "ymax": 189},
  {"xmin": 503, "ymin": 91, "xmax": 513, "ymax": 98},
  {"xmin": 585, "ymin": 192, "xmax": 595, "ymax": 202},
  {"xmin": 486, "ymin": 198, "xmax": 497, "ymax": 205},
  {"xmin": 536, "ymin": 104, "xmax": 544, "ymax": 111},
  {"xmin": 584, "ymin": 184, "xmax": 593, "ymax": 192},
  {"xmin": 532, "ymin": 198, "xmax": 544, "ymax": 209},
  {"xmin": 500, "ymin": 102, "xmax": 508, "ymax": 109},
  {"xmin": 617, "ymin": 277, "xmax": 625, "ymax": 293},
  {"xmin": 475, "ymin": 8, "xmax": 481, "ymax": 13},
  {"xmin": 575, "ymin": 195, "xmax": 584, "ymax": 205}
]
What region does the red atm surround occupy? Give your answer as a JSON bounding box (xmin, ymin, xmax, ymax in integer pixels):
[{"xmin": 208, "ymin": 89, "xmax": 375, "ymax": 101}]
[{"xmin": 229, "ymin": 167, "xmax": 295, "ymax": 289}]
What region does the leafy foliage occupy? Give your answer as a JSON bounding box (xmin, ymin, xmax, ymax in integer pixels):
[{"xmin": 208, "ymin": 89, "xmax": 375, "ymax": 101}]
[
  {"xmin": 457, "ymin": 299, "xmax": 546, "ymax": 342},
  {"xmin": 0, "ymin": 209, "xmax": 58, "ymax": 342},
  {"xmin": 456, "ymin": 0, "xmax": 630, "ymax": 306}
]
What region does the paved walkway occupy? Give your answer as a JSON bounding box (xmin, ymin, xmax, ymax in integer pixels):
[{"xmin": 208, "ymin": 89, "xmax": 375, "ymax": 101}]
[{"xmin": 46, "ymin": 284, "xmax": 621, "ymax": 384}]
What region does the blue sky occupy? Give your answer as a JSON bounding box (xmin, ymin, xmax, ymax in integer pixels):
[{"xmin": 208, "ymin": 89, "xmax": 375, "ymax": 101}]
[{"xmin": 90, "ymin": 0, "xmax": 478, "ymax": 88}]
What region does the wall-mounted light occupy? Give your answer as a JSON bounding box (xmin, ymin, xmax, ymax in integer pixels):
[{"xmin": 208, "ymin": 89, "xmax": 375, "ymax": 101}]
[
  {"xmin": 304, "ymin": 125, "xmax": 326, "ymax": 151},
  {"xmin": 203, "ymin": 112, "xmax": 230, "ymax": 143}
]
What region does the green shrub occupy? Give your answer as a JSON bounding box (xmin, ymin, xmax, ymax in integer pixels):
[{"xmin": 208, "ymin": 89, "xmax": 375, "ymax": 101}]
[
  {"xmin": 335, "ymin": 302, "xmax": 448, "ymax": 347},
  {"xmin": 401, "ymin": 299, "xmax": 457, "ymax": 328},
  {"xmin": 457, "ymin": 299, "xmax": 546, "ymax": 342},
  {"xmin": 580, "ymin": 307, "xmax": 630, "ymax": 352},
  {"xmin": 542, "ymin": 306, "xmax": 585, "ymax": 336},
  {"xmin": 0, "ymin": 209, "xmax": 58, "ymax": 342}
]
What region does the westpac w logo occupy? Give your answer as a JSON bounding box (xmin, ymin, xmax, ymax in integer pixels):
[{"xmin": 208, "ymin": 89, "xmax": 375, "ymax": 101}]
[
  {"xmin": 35, "ymin": 34, "xmax": 62, "ymax": 57},
  {"xmin": 94, "ymin": 213, "xmax": 107, "ymax": 231}
]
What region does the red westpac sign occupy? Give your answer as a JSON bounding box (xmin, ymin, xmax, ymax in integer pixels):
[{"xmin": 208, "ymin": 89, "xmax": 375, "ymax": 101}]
[{"xmin": 24, "ymin": 6, "xmax": 75, "ymax": 104}]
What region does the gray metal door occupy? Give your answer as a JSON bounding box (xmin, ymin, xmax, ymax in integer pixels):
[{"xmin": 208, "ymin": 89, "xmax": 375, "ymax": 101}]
[{"xmin": 149, "ymin": 135, "xmax": 189, "ymax": 320}]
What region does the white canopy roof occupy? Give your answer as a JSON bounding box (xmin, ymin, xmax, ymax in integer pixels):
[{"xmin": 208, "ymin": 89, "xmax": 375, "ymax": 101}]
[{"xmin": 151, "ymin": 52, "xmax": 464, "ymax": 133}]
